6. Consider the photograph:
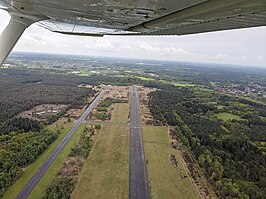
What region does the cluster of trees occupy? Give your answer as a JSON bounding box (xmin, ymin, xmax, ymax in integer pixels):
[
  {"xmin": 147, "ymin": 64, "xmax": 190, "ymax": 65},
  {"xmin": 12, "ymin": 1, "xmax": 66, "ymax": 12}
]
[
  {"xmin": 69, "ymin": 126, "xmax": 94, "ymax": 158},
  {"xmin": 148, "ymin": 86, "xmax": 266, "ymax": 199},
  {"xmin": 0, "ymin": 130, "xmax": 57, "ymax": 196},
  {"xmin": 43, "ymin": 178, "xmax": 75, "ymax": 199},
  {"xmin": 95, "ymin": 98, "xmax": 113, "ymax": 120},
  {"xmin": 0, "ymin": 117, "xmax": 43, "ymax": 134},
  {"xmin": 98, "ymin": 98, "xmax": 113, "ymax": 108}
]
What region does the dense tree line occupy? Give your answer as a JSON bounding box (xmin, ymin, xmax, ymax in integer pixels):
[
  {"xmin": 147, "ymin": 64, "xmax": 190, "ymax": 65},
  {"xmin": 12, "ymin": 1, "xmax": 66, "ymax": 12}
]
[
  {"xmin": 69, "ymin": 126, "xmax": 93, "ymax": 158},
  {"xmin": 149, "ymin": 86, "xmax": 266, "ymax": 199},
  {"xmin": 0, "ymin": 130, "xmax": 57, "ymax": 196},
  {"xmin": 0, "ymin": 117, "xmax": 43, "ymax": 134}
]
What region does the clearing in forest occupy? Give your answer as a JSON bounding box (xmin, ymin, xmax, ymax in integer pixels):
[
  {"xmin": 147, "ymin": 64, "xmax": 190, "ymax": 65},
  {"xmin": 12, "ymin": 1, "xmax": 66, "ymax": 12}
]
[{"xmin": 216, "ymin": 112, "xmax": 242, "ymax": 121}]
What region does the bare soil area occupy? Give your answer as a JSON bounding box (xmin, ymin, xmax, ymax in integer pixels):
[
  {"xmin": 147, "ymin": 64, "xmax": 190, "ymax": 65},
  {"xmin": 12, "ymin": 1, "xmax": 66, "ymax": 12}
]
[{"xmin": 18, "ymin": 104, "xmax": 67, "ymax": 121}]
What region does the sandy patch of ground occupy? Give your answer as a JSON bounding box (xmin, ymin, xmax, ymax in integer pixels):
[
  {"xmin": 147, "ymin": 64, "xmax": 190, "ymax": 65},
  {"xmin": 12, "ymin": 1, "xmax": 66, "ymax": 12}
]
[{"xmin": 137, "ymin": 86, "xmax": 158, "ymax": 125}]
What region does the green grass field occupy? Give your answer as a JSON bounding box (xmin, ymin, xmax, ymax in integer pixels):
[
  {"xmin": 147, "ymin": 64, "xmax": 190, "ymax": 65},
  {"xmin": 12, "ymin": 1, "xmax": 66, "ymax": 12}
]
[
  {"xmin": 216, "ymin": 105, "xmax": 226, "ymax": 109},
  {"xmin": 136, "ymin": 76, "xmax": 154, "ymax": 81},
  {"xmin": 172, "ymin": 82, "xmax": 196, "ymax": 87},
  {"xmin": 77, "ymin": 71, "xmax": 92, "ymax": 76},
  {"xmin": 28, "ymin": 124, "xmax": 86, "ymax": 199},
  {"xmin": 159, "ymin": 80, "xmax": 196, "ymax": 87},
  {"xmin": 216, "ymin": 112, "xmax": 242, "ymax": 121},
  {"xmin": 131, "ymin": 75, "xmax": 154, "ymax": 81},
  {"xmin": 72, "ymin": 124, "xmax": 129, "ymax": 199},
  {"xmin": 3, "ymin": 118, "xmax": 73, "ymax": 199},
  {"xmin": 142, "ymin": 126, "xmax": 201, "ymax": 199},
  {"xmin": 111, "ymin": 103, "xmax": 129, "ymax": 123}
]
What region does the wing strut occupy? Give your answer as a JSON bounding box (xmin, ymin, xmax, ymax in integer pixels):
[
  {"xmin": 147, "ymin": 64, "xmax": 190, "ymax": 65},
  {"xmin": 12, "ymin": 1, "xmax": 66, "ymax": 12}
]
[
  {"xmin": 0, "ymin": 15, "xmax": 31, "ymax": 65},
  {"xmin": 0, "ymin": 4, "xmax": 47, "ymax": 66}
]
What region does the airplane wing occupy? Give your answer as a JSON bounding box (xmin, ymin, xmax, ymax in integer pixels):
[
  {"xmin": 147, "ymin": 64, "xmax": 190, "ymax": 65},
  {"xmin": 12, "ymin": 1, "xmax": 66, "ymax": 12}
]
[
  {"xmin": 0, "ymin": 0, "xmax": 266, "ymax": 64},
  {"xmin": 1, "ymin": 0, "xmax": 266, "ymax": 36}
]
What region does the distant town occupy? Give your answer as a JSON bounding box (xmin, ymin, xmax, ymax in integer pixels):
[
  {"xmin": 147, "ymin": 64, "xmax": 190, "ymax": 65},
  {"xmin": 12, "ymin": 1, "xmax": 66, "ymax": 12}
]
[{"xmin": 210, "ymin": 81, "xmax": 266, "ymax": 98}]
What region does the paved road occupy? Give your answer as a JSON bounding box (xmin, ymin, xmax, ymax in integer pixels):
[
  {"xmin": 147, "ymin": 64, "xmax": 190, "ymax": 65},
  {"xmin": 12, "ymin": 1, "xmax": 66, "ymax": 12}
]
[
  {"xmin": 129, "ymin": 86, "xmax": 150, "ymax": 199},
  {"xmin": 16, "ymin": 90, "xmax": 105, "ymax": 199}
]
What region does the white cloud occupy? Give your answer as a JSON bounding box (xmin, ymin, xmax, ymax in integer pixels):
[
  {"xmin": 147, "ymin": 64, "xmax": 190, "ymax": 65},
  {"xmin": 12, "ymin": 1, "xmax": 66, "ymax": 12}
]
[{"xmin": 92, "ymin": 38, "xmax": 116, "ymax": 49}]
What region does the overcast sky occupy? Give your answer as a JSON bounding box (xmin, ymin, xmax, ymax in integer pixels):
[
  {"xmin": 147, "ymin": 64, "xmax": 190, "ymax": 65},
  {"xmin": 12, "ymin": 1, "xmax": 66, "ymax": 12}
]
[{"xmin": 0, "ymin": 9, "xmax": 266, "ymax": 67}]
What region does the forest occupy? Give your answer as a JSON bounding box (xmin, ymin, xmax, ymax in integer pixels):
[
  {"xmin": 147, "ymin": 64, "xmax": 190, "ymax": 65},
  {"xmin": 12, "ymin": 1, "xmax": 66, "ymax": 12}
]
[
  {"xmin": 0, "ymin": 125, "xmax": 57, "ymax": 196},
  {"xmin": 148, "ymin": 85, "xmax": 266, "ymax": 199},
  {"xmin": 0, "ymin": 68, "xmax": 97, "ymax": 123}
]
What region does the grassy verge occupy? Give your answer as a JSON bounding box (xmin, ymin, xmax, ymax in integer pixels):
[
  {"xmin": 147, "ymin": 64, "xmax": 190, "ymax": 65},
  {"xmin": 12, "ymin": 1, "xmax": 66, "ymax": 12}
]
[
  {"xmin": 142, "ymin": 126, "xmax": 201, "ymax": 199},
  {"xmin": 72, "ymin": 124, "xmax": 129, "ymax": 199},
  {"xmin": 111, "ymin": 103, "xmax": 129, "ymax": 123},
  {"xmin": 3, "ymin": 118, "xmax": 73, "ymax": 199},
  {"xmin": 28, "ymin": 124, "xmax": 86, "ymax": 199}
]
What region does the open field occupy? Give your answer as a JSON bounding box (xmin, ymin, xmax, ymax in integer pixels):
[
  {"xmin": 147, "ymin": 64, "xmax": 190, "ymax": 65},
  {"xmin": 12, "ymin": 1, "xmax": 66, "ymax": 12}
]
[
  {"xmin": 159, "ymin": 80, "xmax": 197, "ymax": 87},
  {"xmin": 216, "ymin": 112, "xmax": 242, "ymax": 121},
  {"xmin": 77, "ymin": 71, "xmax": 92, "ymax": 76},
  {"xmin": 132, "ymin": 75, "xmax": 154, "ymax": 81},
  {"xmin": 3, "ymin": 118, "xmax": 73, "ymax": 199},
  {"xmin": 110, "ymin": 103, "xmax": 129, "ymax": 123},
  {"xmin": 72, "ymin": 124, "xmax": 129, "ymax": 199},
  {"xmin": 142, "ymin": 126, "xmax": 201, "ymax": 199},
  {"xmin": 27, "ymin": 124, "xmax": 86, "ymax": 199},
  {"xmin": 172, "ymin": 82, "xmax": 196, "ymax": 87},
  {"xmin": 216, "ymin": 105, "xmax": 226, "ymax": 109}
]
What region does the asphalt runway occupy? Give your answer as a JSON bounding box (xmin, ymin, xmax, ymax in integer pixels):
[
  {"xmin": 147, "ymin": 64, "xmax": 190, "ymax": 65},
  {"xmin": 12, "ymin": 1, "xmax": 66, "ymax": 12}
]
[
  {"xmin": 16, "ymin": 90, "xmax": 105, "ymax": 199},
  {"xmin": 129, "ymin": 86, "xmax": 150, "ymax": 199}
]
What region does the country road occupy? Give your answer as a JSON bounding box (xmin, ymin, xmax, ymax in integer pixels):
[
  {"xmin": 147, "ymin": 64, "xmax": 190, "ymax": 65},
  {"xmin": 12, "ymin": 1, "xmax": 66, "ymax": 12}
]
[
  {"xmin": 16, "ymin": 90, "xmax": 105, "ymax": 199},
  {"xmin": 129, "ymin": 86, "xmax": 150, "ymax": 199}
]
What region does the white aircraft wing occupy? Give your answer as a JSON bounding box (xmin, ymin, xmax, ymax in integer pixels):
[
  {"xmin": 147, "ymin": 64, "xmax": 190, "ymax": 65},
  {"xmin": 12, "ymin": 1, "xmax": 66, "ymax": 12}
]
[{"xmin": 0, "ymin": 0, "xmax": 266, "ymax": 64}]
